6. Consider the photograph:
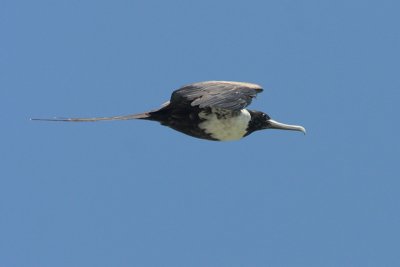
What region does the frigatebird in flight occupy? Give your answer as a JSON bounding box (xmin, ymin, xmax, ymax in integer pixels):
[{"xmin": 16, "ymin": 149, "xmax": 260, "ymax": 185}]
[{"xmin": 32, "ymin": 81, "xmax": 306, "ymax": 141}]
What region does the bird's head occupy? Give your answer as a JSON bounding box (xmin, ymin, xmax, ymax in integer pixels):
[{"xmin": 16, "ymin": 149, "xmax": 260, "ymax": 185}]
[{"xmin": 247, "ymin": 110, "xmax": 306, "ymax": 135}]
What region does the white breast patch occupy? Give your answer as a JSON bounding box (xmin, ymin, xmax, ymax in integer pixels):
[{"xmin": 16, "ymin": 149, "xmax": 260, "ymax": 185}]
[{"xmin": 198, "ymin": 109, "xmax": 251, "ymax": 141}]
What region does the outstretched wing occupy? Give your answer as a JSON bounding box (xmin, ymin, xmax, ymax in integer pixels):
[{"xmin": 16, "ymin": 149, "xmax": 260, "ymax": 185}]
[
  {"xmin": 170, "ymin": 81, "xmax": 263, "ymax": 110},
  {"xmin": 31, "ymin": 112, "xmax": 149, "ymax": 122}
]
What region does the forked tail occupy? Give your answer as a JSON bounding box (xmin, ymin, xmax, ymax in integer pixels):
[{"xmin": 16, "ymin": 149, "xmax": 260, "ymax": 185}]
[{"xmin": 31, "ymin": 112, "xmax": 150, "ymax": 122}]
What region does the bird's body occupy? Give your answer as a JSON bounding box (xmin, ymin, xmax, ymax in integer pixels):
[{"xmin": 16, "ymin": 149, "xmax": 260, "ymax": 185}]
[
  {"xmin": 32, "ymin": 81, "xmax": 306, "ymax": 141},
  {"xmin": 145, "ymin": 105, "xmax": 253, "ymax": 141},
  {"xmin": 198, "ymin": 108, "xmax": 251, "ymax": 141}
]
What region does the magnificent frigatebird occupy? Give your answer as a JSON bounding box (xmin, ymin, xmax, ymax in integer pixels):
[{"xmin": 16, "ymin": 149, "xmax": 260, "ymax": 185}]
[{"xmin": 32, "ymin": 81, "xmax": 306, "ymax": 141}]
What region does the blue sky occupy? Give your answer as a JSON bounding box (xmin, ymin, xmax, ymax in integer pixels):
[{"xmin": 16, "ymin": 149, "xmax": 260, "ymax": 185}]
[{"xmin": 1, "ymin": 0, "xmax": 399, "ymax": 266}]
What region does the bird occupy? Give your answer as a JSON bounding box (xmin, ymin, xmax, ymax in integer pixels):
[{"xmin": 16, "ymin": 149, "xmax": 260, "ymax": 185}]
[{"xmin": 32, "ymin": 81, "xmax": 306, "ymax": 141}]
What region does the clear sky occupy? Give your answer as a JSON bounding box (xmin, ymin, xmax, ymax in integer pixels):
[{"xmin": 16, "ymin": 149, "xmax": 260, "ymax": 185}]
[{"xmin": 1, "ymin": 0, "xmax": 399, "ymax": 266}]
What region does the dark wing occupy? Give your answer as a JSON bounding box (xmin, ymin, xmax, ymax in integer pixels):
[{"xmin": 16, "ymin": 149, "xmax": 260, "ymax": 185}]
[{"xmin": 170, "ymin": 81, "xmax": 263, "ymax": 110}]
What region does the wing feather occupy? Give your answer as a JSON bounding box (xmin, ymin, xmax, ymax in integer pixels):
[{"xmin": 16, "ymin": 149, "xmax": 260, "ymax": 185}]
[{"xmin": 171, "ymin": 81, "xmax": 263, "ymax": 110}]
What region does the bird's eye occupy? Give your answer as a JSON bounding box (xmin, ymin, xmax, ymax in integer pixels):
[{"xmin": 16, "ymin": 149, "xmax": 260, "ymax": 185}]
[{"xmin": 262, "ymin": 113, "xmax": 270, "ymax": 120}]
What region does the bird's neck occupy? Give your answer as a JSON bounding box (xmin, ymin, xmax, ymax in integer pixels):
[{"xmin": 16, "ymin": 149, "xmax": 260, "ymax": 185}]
[{"xmin": 245, "ymin": 110, "xmax": 264, "ymax": 136}]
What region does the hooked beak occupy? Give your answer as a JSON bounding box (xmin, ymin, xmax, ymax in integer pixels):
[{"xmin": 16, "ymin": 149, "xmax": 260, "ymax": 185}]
[{"xmin": 266, "ymin": 119, "xmax": 306, "ymax": 134}]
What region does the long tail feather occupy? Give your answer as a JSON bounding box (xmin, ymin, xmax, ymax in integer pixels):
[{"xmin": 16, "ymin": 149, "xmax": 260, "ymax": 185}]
[{"xmin": 31, "ymin": 112, "xmax": 150, "ymax": 122}]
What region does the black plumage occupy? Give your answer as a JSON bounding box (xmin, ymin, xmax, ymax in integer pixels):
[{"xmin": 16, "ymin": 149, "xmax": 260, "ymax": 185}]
[{"xmin": 32, "ymin": 81, "xmax": 305, "ymax": 141}]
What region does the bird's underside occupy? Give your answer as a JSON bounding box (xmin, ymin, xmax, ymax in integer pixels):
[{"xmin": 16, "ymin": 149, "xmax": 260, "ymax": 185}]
[
  {"xmin": 147, "ymin": 104, "xmax": 220, "ymax": 141},
  {"xmin": 32, "ymin": 81, "xmax": 305, "ymax": 141}
]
